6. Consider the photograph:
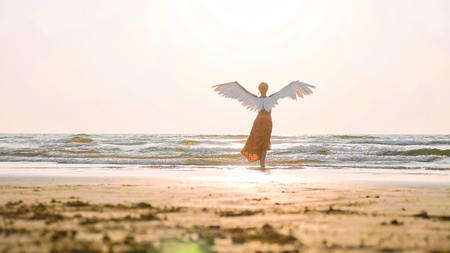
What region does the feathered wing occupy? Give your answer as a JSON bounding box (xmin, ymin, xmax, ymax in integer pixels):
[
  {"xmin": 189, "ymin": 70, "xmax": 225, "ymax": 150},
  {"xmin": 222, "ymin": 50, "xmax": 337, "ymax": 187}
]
[
  {"xmin": 212, "ymin": 82, "xmax": 260, "ymax": 112},
  {"xmin": 264, "ymin": 81, "xmax": 316, "ymax": 111}
]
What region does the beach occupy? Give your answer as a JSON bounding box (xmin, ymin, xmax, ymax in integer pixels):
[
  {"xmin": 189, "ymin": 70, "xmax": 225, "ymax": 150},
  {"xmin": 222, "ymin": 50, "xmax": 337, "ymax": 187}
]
[
  {"xmin": 2, "ymin": 0, "xmax": 450, "ymax": 252},
  {"xmin": 0, "ymin": 167, "xmax": 449, "ymax": 253},
  {"xmin": 1, "ymin": 134, "xmax": 449, "ymax": 252}
]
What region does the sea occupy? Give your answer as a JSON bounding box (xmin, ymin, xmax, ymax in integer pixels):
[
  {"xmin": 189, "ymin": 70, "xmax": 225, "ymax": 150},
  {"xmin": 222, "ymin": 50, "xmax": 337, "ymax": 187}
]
[{"xmin": 0, "ymin": 134, "xmax": 449, "ymax": 174}]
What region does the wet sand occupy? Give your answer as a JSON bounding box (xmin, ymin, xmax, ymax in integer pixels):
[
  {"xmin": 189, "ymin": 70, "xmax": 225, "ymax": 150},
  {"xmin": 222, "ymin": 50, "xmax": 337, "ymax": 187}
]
[{"xmin": 0, "ymin": 167, "xmax": 449, "ymax": 253}]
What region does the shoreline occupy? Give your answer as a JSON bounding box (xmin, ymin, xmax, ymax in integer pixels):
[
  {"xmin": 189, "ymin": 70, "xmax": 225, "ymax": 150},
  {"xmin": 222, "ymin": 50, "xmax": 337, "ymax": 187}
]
[{"xmin": 0, "ymin": 164, "xmax": 449, "ymax": 188}]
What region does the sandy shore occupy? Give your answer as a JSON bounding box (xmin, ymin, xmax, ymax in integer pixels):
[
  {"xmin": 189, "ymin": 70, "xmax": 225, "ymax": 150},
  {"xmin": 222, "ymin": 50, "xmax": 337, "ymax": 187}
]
[{"xmin": 0, "ymin": 167, "xmax": 449, "ymax": 253}]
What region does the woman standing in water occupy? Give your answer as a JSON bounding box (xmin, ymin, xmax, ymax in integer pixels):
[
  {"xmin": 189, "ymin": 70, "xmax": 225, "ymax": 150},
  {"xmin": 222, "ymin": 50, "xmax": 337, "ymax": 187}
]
[{"xmin": 212, "ymin": 80, "xmax": 315, "ymax": 168}]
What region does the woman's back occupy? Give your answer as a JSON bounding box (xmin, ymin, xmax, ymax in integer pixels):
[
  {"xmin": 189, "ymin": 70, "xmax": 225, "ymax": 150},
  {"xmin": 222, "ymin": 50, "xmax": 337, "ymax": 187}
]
[{"xmin": 257, "ymin": 109, "xmax": 271, "ymax": 119}]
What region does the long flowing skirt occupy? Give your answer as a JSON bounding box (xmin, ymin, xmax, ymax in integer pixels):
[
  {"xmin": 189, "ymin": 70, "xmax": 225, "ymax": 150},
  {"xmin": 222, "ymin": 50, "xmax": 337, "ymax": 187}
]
[{"xmin": 241, "ymin": 118, "xmax": 272, "ymax": 162}]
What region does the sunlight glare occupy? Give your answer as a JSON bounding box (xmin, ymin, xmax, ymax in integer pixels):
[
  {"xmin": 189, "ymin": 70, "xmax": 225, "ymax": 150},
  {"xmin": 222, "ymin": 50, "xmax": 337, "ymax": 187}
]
[{"xmin": 201, "ymin": 0, "xmax": 305, "ymax": 34}]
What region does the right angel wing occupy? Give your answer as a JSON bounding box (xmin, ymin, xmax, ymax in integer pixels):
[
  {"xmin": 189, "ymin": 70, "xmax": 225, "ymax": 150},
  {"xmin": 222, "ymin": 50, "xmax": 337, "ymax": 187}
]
[
  {"xmin": 264, "ymin": 81, "xmax": 316, "ymax": 110},
  {"xmin": 212, "ymin": 81, "xmax": 260, "ymax": 112}
]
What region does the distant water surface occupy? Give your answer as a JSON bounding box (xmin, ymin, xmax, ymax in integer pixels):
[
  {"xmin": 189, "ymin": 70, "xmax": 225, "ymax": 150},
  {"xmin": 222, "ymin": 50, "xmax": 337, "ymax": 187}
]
[{"xmin": 0, "ymin": 134, "xmax": 449, "ymax": 172}]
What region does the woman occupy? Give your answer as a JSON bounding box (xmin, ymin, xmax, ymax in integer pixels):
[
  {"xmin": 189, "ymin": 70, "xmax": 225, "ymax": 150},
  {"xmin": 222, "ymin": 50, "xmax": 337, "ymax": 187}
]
[{"xmin": 212, "ymin": 80, "xmax": 315, "ymax": 168}]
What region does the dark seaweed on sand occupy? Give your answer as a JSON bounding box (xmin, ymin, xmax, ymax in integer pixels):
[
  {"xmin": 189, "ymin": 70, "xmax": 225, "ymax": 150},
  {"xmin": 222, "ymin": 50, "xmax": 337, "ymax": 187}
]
[
  {"xmin": 413, "ymin": 210, "xmax": 450, "ymax": 221},
  {"xmin": 217, "ymin": 209, "xmax": 263, "ymax": 217}
]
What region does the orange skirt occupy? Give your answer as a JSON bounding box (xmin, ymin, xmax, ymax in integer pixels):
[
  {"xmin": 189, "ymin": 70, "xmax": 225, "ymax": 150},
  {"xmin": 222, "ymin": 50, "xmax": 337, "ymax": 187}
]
[{"xmin": 241, "ymin": 118, "xmax": 272, "ymax": 162}]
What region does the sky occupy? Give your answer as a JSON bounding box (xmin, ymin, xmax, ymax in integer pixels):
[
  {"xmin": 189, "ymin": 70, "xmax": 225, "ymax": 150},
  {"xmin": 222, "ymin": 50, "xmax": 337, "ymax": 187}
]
[{"xmin": 1, "ymin": 0, "xmax": 449, "ymax": 134}]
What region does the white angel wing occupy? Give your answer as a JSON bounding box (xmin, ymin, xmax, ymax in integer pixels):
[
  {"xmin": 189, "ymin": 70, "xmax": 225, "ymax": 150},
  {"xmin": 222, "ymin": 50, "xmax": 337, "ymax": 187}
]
[
  {"xmin": 263, "ymin": 81, "xmax": 316, "ymax": 111},
  {"xmin": 212, "ymin": 82, "xmax": 260, "ymax": 112}
]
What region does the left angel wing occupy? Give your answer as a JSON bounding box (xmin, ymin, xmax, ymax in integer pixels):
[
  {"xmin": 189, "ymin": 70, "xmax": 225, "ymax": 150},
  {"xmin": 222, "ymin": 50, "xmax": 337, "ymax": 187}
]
[
  {"xmin": 212, "ymin": 81, "xmax": 260, "ymax": 112},
  {"xmin": 263, "ymin": 81, "xmax": 316, "ymax": 111}
]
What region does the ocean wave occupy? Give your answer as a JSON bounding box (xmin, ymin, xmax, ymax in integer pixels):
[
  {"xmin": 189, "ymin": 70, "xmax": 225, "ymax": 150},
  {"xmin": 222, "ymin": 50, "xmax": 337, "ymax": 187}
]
[
  {"xmin": 2, "ymin": 149, "xmax": 49, "ymax": 157},
  {"xmin": 138, "ymin": 146, "xmax": 186, "ymax": 153},
  {"xmin": 334, "ymin": 135, "xmax": 379, "ymax": 140},
  {"xmin": 107, "ymin": 141, "xmax": 148, "ymax": 146},
  {"xmin": 195, "ymin": 134, "xmax": 249, "ymax": 139},
  {"xmin": 2, "ymin": 156, "xmax": 445, "ymax": 171},
  {"xmin": 1, "ymin": 134, "xmax": 450, "ymax": 171},
  {"xmin": 425, "ymin": 167, "xmax": 450, "ymax": 171},
  {"xmin": 0, "ymin": 147, "xmax": 445, "ymax": 163},
  {"xmin": 67, "ymin": 134, "xmax": 93, "ymax": 144},
  {"xmin": 182, "ymin": 140, "xmax": 200, "ymax": 146},
  {"xmin": 272, "ymin": 147, "xmax": 330, "ymax": 155},
  {"xmin": 0, "ymin": 151, "xmax": 243, "ymax": 161},
  {"xmin": 381, "ymin": 148, "xmax": 450, "ymax": 157},
  {"xmin": 272, "ymin": 158, "xmax": 322, "ymax": 164},
  {"xmin": 348, "ymin": 140, "xmax": 450, "ymax": 146}
]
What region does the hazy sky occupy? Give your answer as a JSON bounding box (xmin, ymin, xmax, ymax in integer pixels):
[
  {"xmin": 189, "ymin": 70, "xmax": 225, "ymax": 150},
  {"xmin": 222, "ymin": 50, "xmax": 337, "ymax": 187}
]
[{"xmin": 1, "ymin": 0, "xmax": 449, "ymax": 134}]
